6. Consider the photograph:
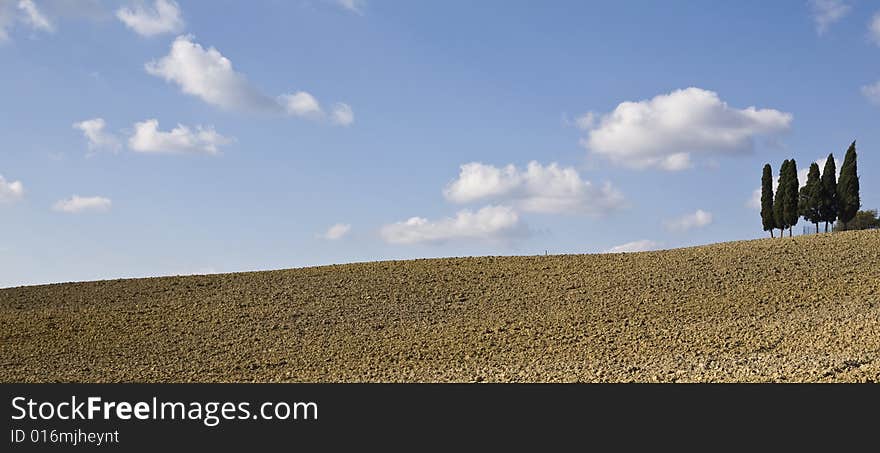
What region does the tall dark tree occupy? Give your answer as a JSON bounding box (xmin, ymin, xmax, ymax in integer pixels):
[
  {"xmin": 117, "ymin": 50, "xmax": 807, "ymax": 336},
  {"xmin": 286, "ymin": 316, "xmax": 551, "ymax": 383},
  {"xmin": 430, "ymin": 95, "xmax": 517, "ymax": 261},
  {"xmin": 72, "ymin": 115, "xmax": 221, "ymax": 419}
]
[
  {"xmin": 773, "ymin": 160, "xmax": 789, "ymax": 237},
  {"xmin": 783, "ymin": 159, "xmax": 800, "ymax": 237},
  {"xmin": 799, "ymin": 162, "xmax": 822, "ymax": 233},
  {"xmin": 760, "ymin": 163, "xmax": 776, "ymax": 237},
  {"xmin": 819, "ymin": 153, "xmax": 837, "ymax": 233},
  {"xmin": 837, "ymin": 141, "xmax": 860, "ymax": 230}
]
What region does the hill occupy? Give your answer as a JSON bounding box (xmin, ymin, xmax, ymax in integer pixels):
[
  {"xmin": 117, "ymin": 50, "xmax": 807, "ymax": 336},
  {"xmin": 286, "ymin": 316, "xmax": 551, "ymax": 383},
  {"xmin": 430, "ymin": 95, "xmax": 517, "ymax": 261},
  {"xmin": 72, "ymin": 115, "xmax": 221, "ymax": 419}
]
[{"xmin": 2, "ymin": 230, "xmax": 879, "ymax": 382}]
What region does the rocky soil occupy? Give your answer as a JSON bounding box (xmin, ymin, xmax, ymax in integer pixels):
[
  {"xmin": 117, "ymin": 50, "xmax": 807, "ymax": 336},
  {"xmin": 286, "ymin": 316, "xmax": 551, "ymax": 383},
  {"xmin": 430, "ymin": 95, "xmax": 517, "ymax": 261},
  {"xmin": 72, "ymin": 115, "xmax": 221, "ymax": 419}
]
[{"xmin": 2, "ymin": 230, "xmax": 879, "ymax": 382}]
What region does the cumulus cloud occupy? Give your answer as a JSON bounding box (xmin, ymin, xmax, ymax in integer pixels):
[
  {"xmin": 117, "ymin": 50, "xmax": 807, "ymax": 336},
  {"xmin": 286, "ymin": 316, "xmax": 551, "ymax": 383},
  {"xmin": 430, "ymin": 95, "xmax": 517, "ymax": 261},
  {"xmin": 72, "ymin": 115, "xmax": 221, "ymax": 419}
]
[
  {"xmin": 443, "ymin": 161, "xmax": 625, "ymax": 215},
  {"xmin": 380, "ymin": 205, "xmax": 522, "ymax": 245},
  {"xmin": 53, "ymin": 195, "xmax": 112, "ymax": 213},
  {"xmin": 331, "ymin": 103, "xmax": 354, "ymax": 126},
  {"xmin": 73, "ymin": 118, "xmax": 121, "ymax": 154},
  {"xmin": 128, "ymin": 119, "xmax": 231, "ymax": 155},
  {"xmin": 280, "ymin": 91, "xmax": 323, "ymax": 118},
  {"xmin": 664, "ymin": 209, "xmax": 713, "ymax": 232},
  {"xmin": 809, "ymin": 0, "xmax": 850, "ymax": 35},
  {"xmin": 319, "ymin": 223, "xmax": 351, "ymax": 240},
  {"xmin": 116, "ymin": 0, "xmax": 184, "ymax": 37},
  {"xmin": 145, "ymin": 35, "xmax": 353, "ymax": 124},
  {"xmin": 146, "ymin": 35, "xmax": 277, "ymax": 111},
  {"xmin": 0, "ymin": 174, "xmax": 24, "ymax": 202},
  {"xmin": 605, "ymin": 240, "xmax": 661, "ymax": 254},
  {"xmin": 871, "ymin": 12, "xmax": 880, "ymax": 46},
  {"xmin": 17, "ymin": 0, "xmax": 52, "ymax": 32},
  {"xmin": 579, "ymin": 87, "xmax": 792, "ymax": 171},
  {"xmin": 334, "ymin": 0, "xmax": 365, "ymax": 15}
]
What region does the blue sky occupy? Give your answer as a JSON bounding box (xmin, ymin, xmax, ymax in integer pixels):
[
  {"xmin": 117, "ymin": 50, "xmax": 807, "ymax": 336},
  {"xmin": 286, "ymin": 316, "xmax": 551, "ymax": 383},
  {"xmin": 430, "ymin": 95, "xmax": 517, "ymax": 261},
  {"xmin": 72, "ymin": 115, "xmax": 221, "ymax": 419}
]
[{"xmin": 1, "ymin": 0, "xmax": 878, "ymax": 287}]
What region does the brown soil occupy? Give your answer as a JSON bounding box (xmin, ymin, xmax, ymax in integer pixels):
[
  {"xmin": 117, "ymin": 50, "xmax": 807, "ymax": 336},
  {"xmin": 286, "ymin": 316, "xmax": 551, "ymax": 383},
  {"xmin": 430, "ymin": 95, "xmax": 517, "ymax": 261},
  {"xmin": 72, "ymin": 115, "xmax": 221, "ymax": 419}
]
[{"xmin": 2, "ymin": 230, "xmax": 879, "ymax": 382}]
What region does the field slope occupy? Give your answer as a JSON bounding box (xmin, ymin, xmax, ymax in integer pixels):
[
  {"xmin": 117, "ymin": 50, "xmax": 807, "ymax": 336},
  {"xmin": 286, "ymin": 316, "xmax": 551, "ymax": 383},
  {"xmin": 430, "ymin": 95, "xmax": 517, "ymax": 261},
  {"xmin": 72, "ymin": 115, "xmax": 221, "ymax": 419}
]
[{"xmin": 2, "ymin": 230, "xmax": 879, "ymax": 382}]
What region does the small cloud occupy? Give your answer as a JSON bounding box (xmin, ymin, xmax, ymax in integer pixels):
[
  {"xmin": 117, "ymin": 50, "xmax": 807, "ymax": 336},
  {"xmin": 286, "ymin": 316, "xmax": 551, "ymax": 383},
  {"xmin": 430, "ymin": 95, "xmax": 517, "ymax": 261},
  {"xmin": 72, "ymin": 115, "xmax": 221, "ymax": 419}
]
[
  {"xmin": 380, "ymin": 205, "xmax": 523, "ymax": 245},
  {"xmin": 116, "ymin": 0, "xmax": 184, "ymax": 37},
  {"xmin": 73, "ymin": 118, "xmax": 121, "ymax": 154},
  {"xmin": 128, "ymin": 119, "xmax": 231, "ymax": 155},
  {"xmin": 331, "ymin": 102, "xmax": 354, "ymax": 126},
  {"xmin": 1, "ymin": 0, "xmax": 53, "ymax": 42},
  {"xmin": 319, "ymin": 223, "xmax": 351, "ymax": 240},
  {"xmin": 184, "ymin": 267, "xmax": 217, "ymax": 276},
  {"xmin": 862, "ymin": 80, "xmax": 880, "ymax": 104},
  {"xmin": 746, "ymin": 187, "xmax": 764, "ymax": 210},
  {"xmin": 657, "ymin": 152, "xmax": 692, "ymax": 171},
  {"xmin": 443, "ymin": 161, "xmax": 625, "ymax": 215},
  {"xmin": 334, "ymin": 0, "xmax": 365, "ymax": 15},
  {"xmin": 146, "ymin": 35, "xmax": 353, "ymax": 125},
  {"xmin": 146, "ymin": 35, "xmax": 277, "ymax": 112},
  {"xmin": 0, "ymin": 174, "xmax": 25, "ymax": 203},
  {"xmin": 53, "ymin": 195, "xmax": 112, "ymax": 213},
  {"xmin": 280, "ymin": 91, "xmax": 323, "ymax": 118},
  {"xmin": 605, "ymin": 239, "xmax": 661, "ymax": 253},
  {"xmin": 17, "ymin": 0, "xmax": 53, "ymax": 33},
  {"xmin": 809, "ymin": 0, "xmax": 850, "ymax": 35},
  {"xmin": 870, "ymin": 11, "xmax": 880, "ymax": 45},
  {"xmin": 664, "ymin": 209, "xmax": 713, "ymax": 232}
]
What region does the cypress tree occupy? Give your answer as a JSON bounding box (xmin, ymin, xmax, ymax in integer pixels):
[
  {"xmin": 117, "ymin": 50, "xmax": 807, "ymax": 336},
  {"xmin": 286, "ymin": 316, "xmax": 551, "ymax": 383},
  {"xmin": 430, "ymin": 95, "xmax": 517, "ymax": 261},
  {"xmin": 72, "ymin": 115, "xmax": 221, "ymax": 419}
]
[
  {"xmin": 773, "ymin": 160, "xmax": 789, "ymax": 237},
  {"xmin": 837, "ymin": 141, "xmax": 860, "ymax": 230},
  {"xmin": 784, "ymin": 159, "xmax": 799, "ymax": 237},
  {"xmin": 819, "ymin": 154, "xmax": 837, "ymax": 233},
  {"xmin": 799, "ymin": 162, "xmax": 822, "ymax": 233},
  {"xmin": 761, "ymin": 164, "xmax": 776, "ymax": 237}
]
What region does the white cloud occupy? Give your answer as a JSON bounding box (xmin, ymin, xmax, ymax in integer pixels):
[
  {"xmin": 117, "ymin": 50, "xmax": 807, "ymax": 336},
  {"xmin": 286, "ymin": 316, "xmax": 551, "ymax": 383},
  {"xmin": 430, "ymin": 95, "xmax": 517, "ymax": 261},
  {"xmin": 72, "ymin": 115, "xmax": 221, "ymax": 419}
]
[
  {"xmin": 747, "ymin": 185, "xmax": 772, "ymax": 210},
  {"xmin": 443, "ymin": 161, "xmax": 625, "ymax": 215},
  {"xmin": 319, "ymin": 223, "xmax": 351, "ymax": 240},
  {"xmin": 809, "ymin": 0, "xmax": 850, "ymax": 35},
  {"xmin": 579, "ymin": 87, "xmax": 792, "ymax": 171},
  {"xmin": 116, "ymin": 0, "xmax": 184, "ymax": 37},
  {"xmin": 862, "ymin": 80, "xmax": 880, "ymax": 104},
  {"xmin": 0, "ymin": 174, "xmax": 24, "ymax": 202},
  {"xmin": 380, "ymin": 205, "xmax": 522, "ymax": 245},
  {"xmin": 870, "ymin": 12, "xmax": 880, "ymax": 45},
  {"xmin": 53, "ymin": 195, "xmax": 112, "ymax": 213},
  {"xmin": 17, "ymin": 0, "xmax": 52, "ymax": 32},
  {"xmin": 146, "ymin": 35, "xmax": 352, "ymax": 124},
  {"xmin": 335, "ymin": 0, "xmax": 365, "ymax": 15},
  {"xmin": 280, "ymin": 91, "xmax": 323, "ymax": 118},
  {"xmin": 128, "ymin": 119, "xmax": 231, "ymax": 155},
  {"xmin": 73, "ymin": 118, "xmax": 121, "ymax": 154},
  {"xmin": 664, "ymin": 209, "xmax": 713, "ymax": 232},
  {"xmin": 146, "ymin": 35, "xmax": 278, "ymax": 111},
  {"xmin": 1, "ymin": 0, "xmax": 54, "ymax": 41},
  {"xmin": 331, "ymin": 102, "xmax": 354, "ymax": 126},
  {"xmin": 605, "ymin": 240, "xmax": 661, "ymax": 254}
]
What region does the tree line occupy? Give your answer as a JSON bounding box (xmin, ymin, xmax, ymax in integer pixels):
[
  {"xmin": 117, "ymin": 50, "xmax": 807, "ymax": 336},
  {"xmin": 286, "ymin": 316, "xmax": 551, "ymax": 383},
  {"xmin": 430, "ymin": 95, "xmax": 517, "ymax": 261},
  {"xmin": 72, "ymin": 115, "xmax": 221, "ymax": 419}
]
[{"xmin": 760, "ymin": 141, "xmax": 861, "ymax": 237}]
